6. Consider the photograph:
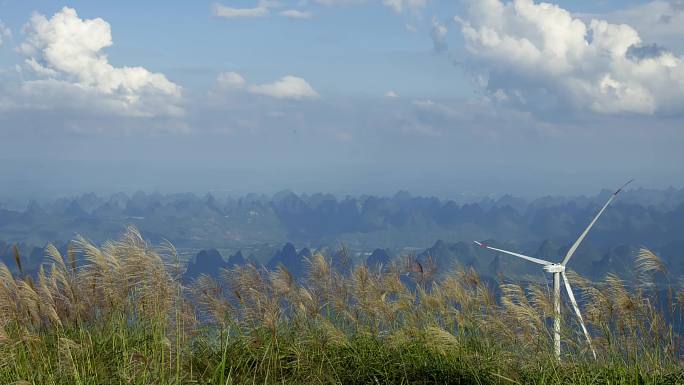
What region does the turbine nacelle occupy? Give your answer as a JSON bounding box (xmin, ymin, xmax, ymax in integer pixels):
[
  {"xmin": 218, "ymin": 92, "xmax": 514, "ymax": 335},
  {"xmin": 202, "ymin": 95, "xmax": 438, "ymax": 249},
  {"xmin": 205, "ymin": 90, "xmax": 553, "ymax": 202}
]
[{"xmin": 543, "ymin": 264, "xmax": 565, "ymax": 273}]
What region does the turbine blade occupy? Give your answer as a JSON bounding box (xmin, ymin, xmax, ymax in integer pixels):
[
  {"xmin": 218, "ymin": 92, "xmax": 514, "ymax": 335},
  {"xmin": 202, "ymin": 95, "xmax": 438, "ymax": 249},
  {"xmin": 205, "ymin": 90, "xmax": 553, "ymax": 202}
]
[
  {"xmin": 561, "ymin": 179, "xmax": 633, "ymax": 266},
  {"xmin": 474, "ymin": 241, "xmax": 552, "ymax": 266},
  {"xmin": 562, "ymin": 272, "xmax": 597, "ymax": 360}
]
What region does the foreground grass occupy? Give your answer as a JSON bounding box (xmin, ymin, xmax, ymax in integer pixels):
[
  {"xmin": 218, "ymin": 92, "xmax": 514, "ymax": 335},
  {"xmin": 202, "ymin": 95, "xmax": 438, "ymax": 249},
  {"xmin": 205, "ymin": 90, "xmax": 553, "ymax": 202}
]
[
  {"xmin": 3, "ymin": 323, "xmax": 682, "ymax": 384},
  {"xmin": 0, "ymin": 325, "xmax": 684, "ymax": 385},
  {"xmin": 0, "ymin": 227, "xmax": 682, "ymax": 384}
]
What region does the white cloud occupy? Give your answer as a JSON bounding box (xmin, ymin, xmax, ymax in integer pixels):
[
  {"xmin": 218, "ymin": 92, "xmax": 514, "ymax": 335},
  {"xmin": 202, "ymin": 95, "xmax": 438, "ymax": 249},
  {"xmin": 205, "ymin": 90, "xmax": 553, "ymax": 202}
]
[
  {"xmin": 24, "ymin": 57, "xmax": 57, "ymax": 76},
  {"xmin": 248, "ymin": 76, "xmax": 319, "ymax": 100},
  {"xmin": 431, "ymin": 18, "xmax": 448, "ymax": 53},
  {"xmin": 385, "ymin": 90, "xmax": 399, "ymax": 98},
  {"xmin": 405, "ymin": 23, "xmax": 418, "ymax": 33},
  {"xmin": 212, "ymin": 2, "xmax": 270, "ymax": 18},
  {"xmin": 213, "ymin": 1, "xmax": 307, "ymax": 19},
  {"xmin": 280, "ymin": 9, "xmax": 313, "ymax": 19},
  {"xmin": 218, "ymin": 71, "xmax": 247, "ymax": 89},
  {"xmin": 590, "ymin": 1, "xmax": 684, "ymax": 51},
  {"xmin": 382, "ymin": 0, "xmax": 427, "ymax": 13},
  {"xmin": 313, "ymin": 0, "xmax": 425, "ymax": 13},
  {"xmin": 17, "ymin": 78, "xmax": 184, "ymax": 118},
  {"xmin": 216, "ymin": 72, "xmax": 319, "ymax": 100},
  {"xmin": 0, "ymin": 20, "xmax": 11, "ymax": 46},
  {"xmin": 314, "ymin": 0, "xmax": 365, "ymax": 5},
  {"xmin": 17, "ymin": 7, "xmax": 182, "ymax": 118},
  {"xmin": 458, "ymin": 0, "xmax": 684, "ymax": 115}
]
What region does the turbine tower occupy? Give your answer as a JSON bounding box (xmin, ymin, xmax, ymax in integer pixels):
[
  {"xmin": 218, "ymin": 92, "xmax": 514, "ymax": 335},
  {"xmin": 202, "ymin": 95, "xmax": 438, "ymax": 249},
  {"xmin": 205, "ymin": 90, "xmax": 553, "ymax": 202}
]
[{"xmin": 475, "ymin": 180, "xmax": 633, "ymax": 361}]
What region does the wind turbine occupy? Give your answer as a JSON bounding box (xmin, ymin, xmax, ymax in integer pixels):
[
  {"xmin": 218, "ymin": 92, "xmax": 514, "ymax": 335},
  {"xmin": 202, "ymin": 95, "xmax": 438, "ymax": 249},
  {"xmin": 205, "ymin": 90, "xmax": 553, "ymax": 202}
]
[{"xmin": 474, "ymin": 180, "xmax": 633, "ymax": 361}]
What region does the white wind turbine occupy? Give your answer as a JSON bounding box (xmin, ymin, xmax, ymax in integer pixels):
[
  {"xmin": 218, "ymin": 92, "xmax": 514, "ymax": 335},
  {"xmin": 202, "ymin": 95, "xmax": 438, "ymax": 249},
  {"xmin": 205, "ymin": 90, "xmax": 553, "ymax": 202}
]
[{"xmin": 474, "ymin": 180, "xmax": 633, "ymax": 361}]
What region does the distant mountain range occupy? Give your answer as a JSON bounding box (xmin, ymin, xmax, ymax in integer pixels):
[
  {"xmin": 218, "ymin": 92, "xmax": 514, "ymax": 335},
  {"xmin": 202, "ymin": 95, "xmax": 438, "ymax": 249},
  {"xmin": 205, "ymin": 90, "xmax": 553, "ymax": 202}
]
[
  {"xmin": 1, "ymin": 188, "xmax": 683, "ymax": 281},
  {"xmin": 181, "ymin": 238, "xmax": 669, "ymax": 284}
]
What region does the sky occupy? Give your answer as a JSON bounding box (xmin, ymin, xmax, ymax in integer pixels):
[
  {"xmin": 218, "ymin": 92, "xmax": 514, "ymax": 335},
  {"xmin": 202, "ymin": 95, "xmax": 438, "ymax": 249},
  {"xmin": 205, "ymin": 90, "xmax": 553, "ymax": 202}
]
[{"xmin": 0, "ymin": 0, "xmax": 683, "ymax": 201}]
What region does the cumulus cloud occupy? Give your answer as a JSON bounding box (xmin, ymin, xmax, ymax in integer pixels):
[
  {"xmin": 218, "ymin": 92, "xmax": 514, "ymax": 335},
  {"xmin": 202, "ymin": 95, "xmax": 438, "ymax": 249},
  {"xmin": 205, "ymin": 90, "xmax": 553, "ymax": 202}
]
[
  {"xmin": 431, "ymin": 18, "xmax": 448, "ymax": 53},
  {"xmin": 382, "ymin": 0, "xmax": 427, "ymax": 13},
  {"xmin": 598, "ymin": 1, "xmax": 684, "ymax": 51},
  {"xmin": 0, "ymin": 21, "xmax": 10, "ymax": 46},
  {"xmin": 214, "ymin": 2, "xmax": 313, "ymax": 20},
  {"xmin": 218, "ymin": 71, "xmax": 247, "ymax": 89},
  {"xmin": 314, "ymin": 0, "xmax": 365, "ymax": 5},
  {"xmin": 457, "ymin": 0, "xmax": 684, "ymax": 115},
  {"xmin": 248, "ymin": 76, "xmax": 319, "ymax": 100},
  {"xmin": 217, "ymin": 72, "xmax": 319, "ymax": 100},
  {"xmin": 17, "ymin": 7, "xmax": 182, "ymax": 118},
  {"xmin": 279, "ymin": 10, "xmax": 313, "ymax": 19},
  {"xmin": 313, "ymin": 0, "xmax": 425, "ymax": 13},
  {"xmin": 212, "ymin": 2, "xmax": 270, "ymax": 18},
  {"xmin": 385, "ymin": 91, "xmax": 399, "ymax": 98}
]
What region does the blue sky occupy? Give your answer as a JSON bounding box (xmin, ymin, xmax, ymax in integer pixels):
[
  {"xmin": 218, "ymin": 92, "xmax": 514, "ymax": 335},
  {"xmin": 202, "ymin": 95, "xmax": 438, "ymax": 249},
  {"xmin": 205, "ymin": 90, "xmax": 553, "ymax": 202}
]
[
  {"xmin": 0, "ymin": 0, "xmax": 683, "ymax": 200},
  {"xmin": 0, "ymin": 1, "xmax": 471, "ymax": 99}
]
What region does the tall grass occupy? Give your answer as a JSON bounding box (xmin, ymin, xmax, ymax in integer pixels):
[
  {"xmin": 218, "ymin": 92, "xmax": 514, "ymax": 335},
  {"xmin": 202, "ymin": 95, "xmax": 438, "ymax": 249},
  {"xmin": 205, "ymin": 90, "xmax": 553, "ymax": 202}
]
[{"xmin": 0, "ymin": 226, "xmax": 682, "ymax": 384}]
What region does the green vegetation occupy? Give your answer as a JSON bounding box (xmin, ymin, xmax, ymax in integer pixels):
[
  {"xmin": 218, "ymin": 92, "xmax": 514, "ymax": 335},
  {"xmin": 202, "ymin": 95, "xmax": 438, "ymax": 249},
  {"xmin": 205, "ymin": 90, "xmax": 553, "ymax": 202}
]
[{"xmin": 0, "ymin": 227, "xmax": 682, "ymax": 384}]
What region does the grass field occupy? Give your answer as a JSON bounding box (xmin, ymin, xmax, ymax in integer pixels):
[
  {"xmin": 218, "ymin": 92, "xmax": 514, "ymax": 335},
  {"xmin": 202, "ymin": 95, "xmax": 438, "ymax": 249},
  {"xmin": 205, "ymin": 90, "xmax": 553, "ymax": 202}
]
[{"xmin": 0, "ymin": 227, "xmax": 682, "ymax": 384}]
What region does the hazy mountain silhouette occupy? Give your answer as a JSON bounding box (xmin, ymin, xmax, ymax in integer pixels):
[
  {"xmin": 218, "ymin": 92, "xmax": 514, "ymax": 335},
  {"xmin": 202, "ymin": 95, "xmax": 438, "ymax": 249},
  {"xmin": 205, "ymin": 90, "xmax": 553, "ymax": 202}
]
[
  {"xmin": 418, "ymin": 240, "xmax": 480, "ymax": 273},
  {"xmin": 1, "ymin": 188, "xmax": 683, "ymax": 281},
  {"xmin": 183, "ymin": 249, "xmax": 229, "ymax": 283},
  {"xmin": 227, "ymin": 250, "xmax": 247, "ymax": 266},
  {"xmin": 1, "ymin": 189, "xmax": 683, "ymax": 250},
  {"xmin": 266, "ymin": 243, "xmax": 313, "ymax": 278},
  {"xmin": 183, "ymin": 248, "xmax": 253, "ymax": 283},
  {"xmin": 366, "ymin": 248, "xmax": 392, "ymax": 270}
]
